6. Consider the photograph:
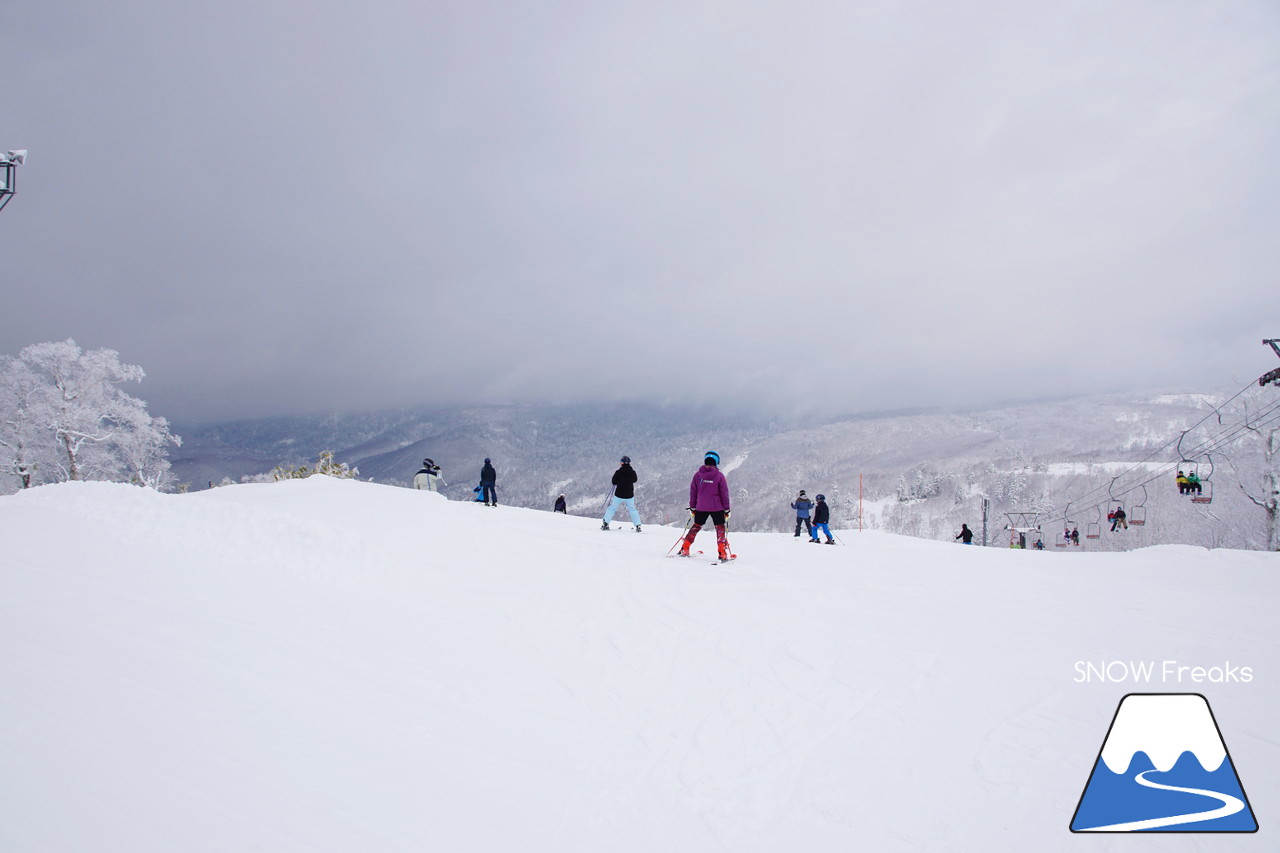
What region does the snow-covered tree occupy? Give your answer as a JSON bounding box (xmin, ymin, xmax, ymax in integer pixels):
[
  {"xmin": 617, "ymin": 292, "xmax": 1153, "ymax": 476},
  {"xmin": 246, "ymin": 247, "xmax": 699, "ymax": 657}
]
[
  {"xmin": 0, "ymin": 339, "xmax": 180, "ymax": 491},
  {"xmin": 269, "ymin": 450, "xmax": 359, "ymax": 481},
  {"xmin": 0, "ymin": 356, "xmax": 53, "ymax": 489},
  {"xmin": 112, "ymin": 410, "xmax": 182, "ymax": 490},
  {"xmin": 1237, "ymin": 421, "xmax": 1280, "ymax": 551}
]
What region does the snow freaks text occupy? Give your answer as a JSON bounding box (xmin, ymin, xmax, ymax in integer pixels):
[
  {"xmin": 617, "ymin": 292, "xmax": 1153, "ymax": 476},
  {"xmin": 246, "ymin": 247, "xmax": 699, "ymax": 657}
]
[{"xmin": 1074, "ymin": 661, "xmax": 1253, "ymax": 684}]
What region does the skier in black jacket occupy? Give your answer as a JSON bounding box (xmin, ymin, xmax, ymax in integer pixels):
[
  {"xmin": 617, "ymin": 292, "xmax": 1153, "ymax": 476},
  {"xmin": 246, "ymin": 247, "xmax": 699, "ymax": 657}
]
[
  {"xmin": 554, "ymin": 494, "xmax": 567, "ymax": 513},
  {"xmin": 602, "ymin": 456, "xmax": 642, "ymax": 531},
  {"xmin": 809, "ymin": 494, "xmax": 835, "ymax": 544},
  {"xmin": 955, "ymin": 524, "xmax": 974, "ymax": 544},
  {"xmin": 480, "ymin": 458, "xmax": 497, "ymax": 506}
]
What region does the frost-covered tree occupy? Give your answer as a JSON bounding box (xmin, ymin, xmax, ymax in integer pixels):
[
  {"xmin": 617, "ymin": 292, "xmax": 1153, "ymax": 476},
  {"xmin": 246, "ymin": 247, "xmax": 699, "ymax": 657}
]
[
  {"xmin": 0, "ymin": 356, "xmax": 53, "ymax": 488},
  {"xmin": 1236, "ymin": 422, "xmax": 1280, "ymax": 551},
  {"xmin": 269, "ymin": 450, "xmax": 359, "ymax": 481},
  {"xmin": 0, "ymin": 339, "xmax": 180, "ymax": 491},
  {"xmin": 113, "ymin": 410, "xmax": 182, "ymax": 490}
]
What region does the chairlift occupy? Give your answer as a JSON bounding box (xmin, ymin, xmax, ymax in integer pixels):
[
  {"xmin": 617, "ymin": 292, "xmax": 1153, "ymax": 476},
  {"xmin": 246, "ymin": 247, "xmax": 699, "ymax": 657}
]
[
  {"xmin": 1106, "ymin": 478, "xmax": 1126, "ymax": 527},
  {"xmin": 1190, "ymin": 455, "xmax": 1214, "ymax": 504},
  {"xmin": 1175, "ymin": 430, "xmax": 1205, "ymax": 496},
  {"xmin": 1129, "ymin": 485, "xmax": 1148, "ymax": 526},
  {"xmin": 1056, "ymin": 503, "xmax": 1077, "ymax": 547},
  {"xmin": 1085, "ymin": 505, "xmax": 1101, "ymax": 540}
]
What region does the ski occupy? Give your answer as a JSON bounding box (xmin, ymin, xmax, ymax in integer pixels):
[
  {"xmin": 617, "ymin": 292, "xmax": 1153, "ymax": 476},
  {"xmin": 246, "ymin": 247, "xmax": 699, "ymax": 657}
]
[{"xmin": 667, "ymin": 550, "xmax": 736, "ymax": 563}]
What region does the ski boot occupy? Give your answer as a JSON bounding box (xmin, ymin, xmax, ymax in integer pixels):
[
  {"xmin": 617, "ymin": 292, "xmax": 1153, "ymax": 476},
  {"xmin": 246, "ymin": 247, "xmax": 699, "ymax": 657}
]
[
  {"xmin": 825, "ymin": 539, "xmax": 836, "ymax": 545},
  {"xmin": 601, "ymin": 521, "xmax": 610, "ymax": 530},
  {"xmin": 678, "ymin": 540, "xmax": 691, "ymax": 557}
]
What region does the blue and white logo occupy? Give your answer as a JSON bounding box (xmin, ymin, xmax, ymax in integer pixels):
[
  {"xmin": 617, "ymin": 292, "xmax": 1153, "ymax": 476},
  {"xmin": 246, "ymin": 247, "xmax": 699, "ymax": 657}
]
[{"xmin": 1071, "ymin": 693, "xmax": 1257, "ymax": 832}]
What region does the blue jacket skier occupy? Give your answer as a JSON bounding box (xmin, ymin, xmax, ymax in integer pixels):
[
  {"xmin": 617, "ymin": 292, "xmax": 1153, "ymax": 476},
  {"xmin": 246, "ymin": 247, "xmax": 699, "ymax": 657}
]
[{"xmin": 791, "ymin": 491, "xmax": 813, "ymax": 537}]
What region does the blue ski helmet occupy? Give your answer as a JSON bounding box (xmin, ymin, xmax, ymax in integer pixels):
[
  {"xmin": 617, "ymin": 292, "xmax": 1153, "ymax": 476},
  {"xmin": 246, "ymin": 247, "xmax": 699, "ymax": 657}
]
[
  {"xmin": 704, "ymin": 451, "xmax": 720, "ymax": 466},
  {"xmin": 816, "ymin": 494, "xmax": 825, "ymax": 501},
  {"xmin": 484, "ymin": 457, "xmax": 490, "ymax": 464},
  {"xmin": 620, "ymin": 455, "xmax": 631, "ymax": 463}
]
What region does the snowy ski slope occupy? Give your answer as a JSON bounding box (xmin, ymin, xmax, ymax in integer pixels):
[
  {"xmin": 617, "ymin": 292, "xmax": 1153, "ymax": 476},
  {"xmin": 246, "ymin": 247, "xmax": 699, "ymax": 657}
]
[{"xmin": 1, "ymin": 477, "xmax": 1276, "ymax": 851}]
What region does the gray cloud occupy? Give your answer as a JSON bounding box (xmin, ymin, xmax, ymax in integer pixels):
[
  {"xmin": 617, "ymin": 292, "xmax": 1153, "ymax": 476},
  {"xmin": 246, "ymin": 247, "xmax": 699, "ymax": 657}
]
[{"xmin": 3, "ymin": 0, "xmax": 1278, "ymax": 424}]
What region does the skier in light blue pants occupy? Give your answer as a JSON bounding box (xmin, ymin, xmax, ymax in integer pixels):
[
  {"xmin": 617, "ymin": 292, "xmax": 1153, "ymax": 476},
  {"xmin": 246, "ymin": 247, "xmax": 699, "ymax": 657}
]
[{"xmin": 602, "ymin": 456, "xmax": 643, "ymax": 531}]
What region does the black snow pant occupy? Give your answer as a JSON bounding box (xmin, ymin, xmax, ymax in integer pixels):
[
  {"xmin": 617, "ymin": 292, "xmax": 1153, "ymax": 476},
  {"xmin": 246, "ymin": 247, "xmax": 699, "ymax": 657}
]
[
  {"xmin": 481, "ymin": 483, "xmax": 497, "ymax": 505},
  {"xmin": 795, "ymin": 517, "xmax": 812, "ymax": 537}
]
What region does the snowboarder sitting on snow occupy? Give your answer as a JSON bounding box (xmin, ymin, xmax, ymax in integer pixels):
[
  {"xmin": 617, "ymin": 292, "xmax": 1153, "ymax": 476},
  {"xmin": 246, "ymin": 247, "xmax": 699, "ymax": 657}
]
[
  {"xmin": 479, "ymin": 458, "xmax": 497, "ymax": 506},
  {"xmin": 679, "ymin": 451, "xmax": 732, "ymax": 561},
  {"xmin": 809, "ymin": 494, "xmax": 835, "ymax": 544},
  {"xmin": 554, "ymin": 494, "xmax": 566, "ymax": 513},
  {"xmin": 472, "ymin": 484, "xmax": 485, "ymax": 502},
  {"xmin": 602, "ymin": 456, "xmax": 642, "ymax": 531},
  {"xmin": 413, "ymin": 458, "xmax": 443, "ymax": 492},
  {"xmin": 791, "ymin": 490, "xmax": 813, "ymax": 538},
  {"xmin": 1176, "ymin": 471, "xmax": 1190, "ymax": 494},
  {"xmin": 955, "ymin": 523, "xmax": 974, "ymax": 544},
  {"xmin": 1109, "ymin": 506, "xmax": 1127, "ymax": 531}
]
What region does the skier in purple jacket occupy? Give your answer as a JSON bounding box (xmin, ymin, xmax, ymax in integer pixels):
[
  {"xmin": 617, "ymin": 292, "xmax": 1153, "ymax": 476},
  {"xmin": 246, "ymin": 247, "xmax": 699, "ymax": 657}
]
[{"xmin": 679, "ymin": 451, "xmax": 732, "ymax": 560}]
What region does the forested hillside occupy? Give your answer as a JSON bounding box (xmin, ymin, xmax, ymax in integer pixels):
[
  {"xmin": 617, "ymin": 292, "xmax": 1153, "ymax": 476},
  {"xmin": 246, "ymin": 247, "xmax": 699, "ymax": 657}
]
[{"xmin": 171, "ymin": 387, "xmax": 1280, "ymax": 550}]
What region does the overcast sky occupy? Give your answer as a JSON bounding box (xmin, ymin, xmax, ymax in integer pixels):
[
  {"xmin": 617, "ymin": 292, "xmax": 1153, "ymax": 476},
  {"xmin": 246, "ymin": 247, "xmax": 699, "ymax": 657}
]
[{"xmin": 3, "ymin": 1, "xmax": 1278, "ymax": 425}]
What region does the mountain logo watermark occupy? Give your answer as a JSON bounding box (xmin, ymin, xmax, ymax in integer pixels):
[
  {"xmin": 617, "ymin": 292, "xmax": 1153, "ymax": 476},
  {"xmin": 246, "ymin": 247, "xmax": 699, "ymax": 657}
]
[{"xmin": 1070, "ymin": 693, "xmax": 1258, "ymax": 833}]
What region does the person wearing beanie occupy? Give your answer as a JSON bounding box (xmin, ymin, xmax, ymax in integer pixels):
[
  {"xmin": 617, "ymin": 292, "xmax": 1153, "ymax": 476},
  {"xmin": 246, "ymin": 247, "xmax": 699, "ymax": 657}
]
[
  {"xmin": 791, "ymin": 490, "xmax": 813, "ymax": 538},
  {"xmin": 554, "ymin": 494, "xmax": 567, "ymax": 513},
  {"xmin": 479, "ymin": 458, "xmax": 498, "ymax": 506},
  {"xmin": 602, "ymin": 455, "xmax": 642, "ymax": 531},
  {"xmin": 809, "ymin": 494, "xmax": 835, "ymax": 544},
  {"xmin": 679, "ymin": 451, "xmax": 732, "ymax": 560},
  {"xmin": 413, "ymin": 458, "xmax": 443, "ymax": 492}
]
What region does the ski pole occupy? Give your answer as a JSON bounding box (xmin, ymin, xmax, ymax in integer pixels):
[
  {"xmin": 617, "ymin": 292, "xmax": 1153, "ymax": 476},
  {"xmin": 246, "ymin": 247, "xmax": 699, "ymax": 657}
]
[{"xmin": 666, "ymin": 513, "xmax": 694, "ymax": 556}]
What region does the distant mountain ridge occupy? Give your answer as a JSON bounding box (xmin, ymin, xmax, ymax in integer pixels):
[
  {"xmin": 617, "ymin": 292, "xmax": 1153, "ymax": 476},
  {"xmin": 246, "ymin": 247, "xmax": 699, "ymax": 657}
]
[{"xmin": 170, "ymin": 387, "xmax": 1278, "ymax": 549}]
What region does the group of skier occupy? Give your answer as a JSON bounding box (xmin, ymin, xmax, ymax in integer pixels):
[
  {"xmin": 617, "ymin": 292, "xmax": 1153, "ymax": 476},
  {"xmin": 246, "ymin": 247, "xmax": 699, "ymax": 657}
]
[
  {"xmin": 412, "ymin": 450, "xmax": 842, "ymax": 559},
  {"xmin": 789, "ymin": 490, "xmax": 836, "ymax": 544},
  {"xmin": 413, "ymin": 457, "xmax": 498, "ymax": 506},
  {"xmin": 1175, "ymin": 470, "xmax": 1203, "ymax": 495}
]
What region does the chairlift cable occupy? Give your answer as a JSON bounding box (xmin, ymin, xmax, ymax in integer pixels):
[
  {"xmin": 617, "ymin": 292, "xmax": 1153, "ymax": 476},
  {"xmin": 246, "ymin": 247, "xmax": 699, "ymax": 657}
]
[{"xmin": 1041, "ymin": 391, "xmax": 1280, "ymax": 520}]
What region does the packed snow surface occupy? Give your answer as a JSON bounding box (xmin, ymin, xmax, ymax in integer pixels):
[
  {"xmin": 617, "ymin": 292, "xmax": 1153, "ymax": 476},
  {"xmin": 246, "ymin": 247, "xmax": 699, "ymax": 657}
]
[{"xmin": 2, "ymin": 478, "xmax": 1276, "ymax": 852}]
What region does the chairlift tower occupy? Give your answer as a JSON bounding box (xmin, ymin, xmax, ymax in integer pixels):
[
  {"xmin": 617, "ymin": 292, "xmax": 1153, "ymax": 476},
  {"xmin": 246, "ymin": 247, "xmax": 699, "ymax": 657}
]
[
  {"xmin": 0, "ymin": 149, "xmax": 28, "ymax": 214},
  {"xmin": 1004, "ymin": 511, "xmax": 1041, "ymax": 548},
  {"xmin": 1261, "ymin": 339, "xmax": 1280, "ymax": 388}
]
